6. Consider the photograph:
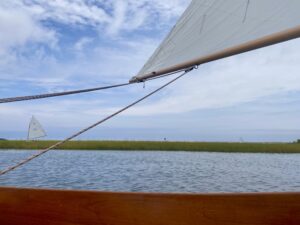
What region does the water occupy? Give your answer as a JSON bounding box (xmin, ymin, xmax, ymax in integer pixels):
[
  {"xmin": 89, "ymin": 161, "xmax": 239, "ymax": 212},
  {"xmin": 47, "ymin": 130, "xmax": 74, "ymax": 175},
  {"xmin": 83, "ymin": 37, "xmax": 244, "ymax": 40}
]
[{"xmin": 0, "ymin": 150, "xmax": 299, "ymax": 193}]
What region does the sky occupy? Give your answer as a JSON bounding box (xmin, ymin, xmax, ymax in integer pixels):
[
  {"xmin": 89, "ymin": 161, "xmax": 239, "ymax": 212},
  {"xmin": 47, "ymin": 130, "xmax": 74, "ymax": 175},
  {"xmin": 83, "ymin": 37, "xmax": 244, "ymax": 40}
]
[{"xmin": 0, "ymin": 0, "xmax": 300, "ymax": 142}]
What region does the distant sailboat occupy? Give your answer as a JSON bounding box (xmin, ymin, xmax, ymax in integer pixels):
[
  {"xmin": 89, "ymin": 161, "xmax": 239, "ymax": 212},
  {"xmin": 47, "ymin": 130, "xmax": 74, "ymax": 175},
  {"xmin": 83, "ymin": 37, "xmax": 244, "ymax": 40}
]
[{"xmin": 27, "ymin": 116, "xmax": 47, "ymax": 141}]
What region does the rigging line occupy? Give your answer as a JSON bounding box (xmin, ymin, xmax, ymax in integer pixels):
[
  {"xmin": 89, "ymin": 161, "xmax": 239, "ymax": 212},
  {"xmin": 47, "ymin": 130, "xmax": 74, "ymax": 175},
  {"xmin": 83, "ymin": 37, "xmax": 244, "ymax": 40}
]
[
  {"xmin": 0, "ymin": 83, "xmax": 131, "ymax": 104},
  {"xmin": 0, "ymin": 68, "xmax": 194, "ymax": 176}
]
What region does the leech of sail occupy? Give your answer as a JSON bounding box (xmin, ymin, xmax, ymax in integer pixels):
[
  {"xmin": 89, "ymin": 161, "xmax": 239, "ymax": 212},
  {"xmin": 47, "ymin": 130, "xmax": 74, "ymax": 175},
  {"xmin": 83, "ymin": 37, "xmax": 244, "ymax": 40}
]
[{"xmin": 130, "ymin": 0, "xmax": 300, "ymax": 83}]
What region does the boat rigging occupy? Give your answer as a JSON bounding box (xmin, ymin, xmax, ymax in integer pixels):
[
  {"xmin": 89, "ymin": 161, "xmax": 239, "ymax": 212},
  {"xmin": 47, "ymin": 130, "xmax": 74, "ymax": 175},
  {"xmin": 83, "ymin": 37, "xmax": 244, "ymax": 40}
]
[
  {"xmin": 0, "ymin": 68, "xmax": 194, "ymax": 176},
  {"xmin": 1, "ymin": 1, "xmax": 300, "ymax": 223}
]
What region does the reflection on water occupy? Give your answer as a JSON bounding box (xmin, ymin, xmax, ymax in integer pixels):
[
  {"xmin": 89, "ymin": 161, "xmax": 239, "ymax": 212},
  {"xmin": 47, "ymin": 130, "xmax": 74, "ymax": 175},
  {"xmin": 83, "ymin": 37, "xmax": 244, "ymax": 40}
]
[{"xmin": 0, "ymin": 150, "xmax": 299, "ymax": 193}]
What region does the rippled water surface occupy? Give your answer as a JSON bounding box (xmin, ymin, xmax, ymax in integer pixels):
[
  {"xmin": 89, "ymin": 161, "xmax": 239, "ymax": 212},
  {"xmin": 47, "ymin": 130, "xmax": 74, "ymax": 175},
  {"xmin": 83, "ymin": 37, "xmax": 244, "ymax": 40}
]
[{"xmin": 0, "ymin": 150, "xmax": 299, "ymax": 193}]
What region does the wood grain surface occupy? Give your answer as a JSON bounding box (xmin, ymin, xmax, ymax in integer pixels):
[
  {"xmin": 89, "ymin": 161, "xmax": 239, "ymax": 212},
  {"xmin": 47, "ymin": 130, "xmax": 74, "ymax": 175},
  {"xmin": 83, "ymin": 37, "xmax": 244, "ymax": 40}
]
[{"xmin": 0, "ymin": 187, "xmax": 299, "ymax": 225}]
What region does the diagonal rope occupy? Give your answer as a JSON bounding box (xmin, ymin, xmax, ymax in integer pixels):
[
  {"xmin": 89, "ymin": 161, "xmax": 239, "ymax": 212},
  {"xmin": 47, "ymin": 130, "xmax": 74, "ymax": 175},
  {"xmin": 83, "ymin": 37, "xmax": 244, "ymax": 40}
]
[
  {"xmin": 0, "ymin": 69, "xmax": 193, "ymax": 176},
  {"xmin": 0, "ymin": 83, "xmax": 131, "ymax": 104}
]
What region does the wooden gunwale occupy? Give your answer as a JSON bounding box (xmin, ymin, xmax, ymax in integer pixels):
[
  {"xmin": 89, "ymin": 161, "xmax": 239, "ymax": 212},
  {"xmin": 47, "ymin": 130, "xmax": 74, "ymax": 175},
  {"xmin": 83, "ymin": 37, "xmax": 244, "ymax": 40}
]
[{"xmin": 0, "ymin": 187, "xmax": 299, "ymax": 225}]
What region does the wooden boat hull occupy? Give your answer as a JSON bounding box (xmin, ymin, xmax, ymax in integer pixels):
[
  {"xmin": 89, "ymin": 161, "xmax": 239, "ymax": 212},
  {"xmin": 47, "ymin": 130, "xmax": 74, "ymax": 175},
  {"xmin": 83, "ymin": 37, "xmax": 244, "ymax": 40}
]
[{"xmin": 0, "ymin": 187, "xmax": 299, "ymax": 225}]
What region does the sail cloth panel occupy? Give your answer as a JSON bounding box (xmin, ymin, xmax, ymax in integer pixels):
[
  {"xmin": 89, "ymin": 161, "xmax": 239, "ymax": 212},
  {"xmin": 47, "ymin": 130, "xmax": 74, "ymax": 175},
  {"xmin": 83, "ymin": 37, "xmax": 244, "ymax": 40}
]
[
  {"xmin": 28, "ymin": 116, "xmax": 47, "ymax": 140},
  {"xmin": 132, "ymin": 0, "xmax": 300, "ymax": 82}
]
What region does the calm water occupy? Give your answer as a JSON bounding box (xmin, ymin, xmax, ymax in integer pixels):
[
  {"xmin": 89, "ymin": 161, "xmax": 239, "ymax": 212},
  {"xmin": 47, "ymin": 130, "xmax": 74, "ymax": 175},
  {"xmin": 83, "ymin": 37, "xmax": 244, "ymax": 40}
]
[{"xmin": 0, "ymin": 150, "xmax": 299, "ymax": 193}]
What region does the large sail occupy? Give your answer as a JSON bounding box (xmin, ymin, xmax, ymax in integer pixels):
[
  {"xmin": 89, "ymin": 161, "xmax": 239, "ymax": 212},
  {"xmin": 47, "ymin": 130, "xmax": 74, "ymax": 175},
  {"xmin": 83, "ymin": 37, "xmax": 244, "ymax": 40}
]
[
  {"xmin": 131, "ymin": 0, "xmax": 300, "ymax": 82},
  {"xmin": 27, "ymin": 116, "xmax": 47, "ymax": 140}
]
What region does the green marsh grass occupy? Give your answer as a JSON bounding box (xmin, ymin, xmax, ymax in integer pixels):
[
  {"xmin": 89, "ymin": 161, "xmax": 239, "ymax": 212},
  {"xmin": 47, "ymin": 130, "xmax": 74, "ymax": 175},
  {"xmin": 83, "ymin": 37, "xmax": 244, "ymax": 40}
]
[{"xmin": 0, "ymin": 140, "xmax": 299, "ymax": 153}]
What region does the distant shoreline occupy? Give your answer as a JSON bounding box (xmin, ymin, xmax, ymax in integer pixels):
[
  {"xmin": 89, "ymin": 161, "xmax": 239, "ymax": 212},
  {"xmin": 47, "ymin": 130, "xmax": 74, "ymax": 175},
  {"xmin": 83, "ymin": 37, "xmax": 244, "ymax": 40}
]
[{"xmin": 0, "ymin": 140, "xmax": 299, "ymax": 153}]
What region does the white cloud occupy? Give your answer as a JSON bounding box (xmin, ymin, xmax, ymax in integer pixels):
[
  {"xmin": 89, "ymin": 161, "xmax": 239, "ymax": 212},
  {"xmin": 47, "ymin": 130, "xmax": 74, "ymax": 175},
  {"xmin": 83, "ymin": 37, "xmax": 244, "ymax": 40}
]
[
  {"xmin": 74, "ymin": 37, "xmax": 94, "ymax": 51},
  {"xmin": 29, "ymin": 0, "xmax": 110, "ymax": 25},
  {"xmin": 2, "ymin": 0, "xmax": 189, "ymax": 36},
  {"xmin": 0, "ymin": 0, "xmax": 186, "ymax": 86},
  {"xmin": 0, "ymin": 7, "xmax": 56, "ymax": 59},
  {"xmin": 104, "ymin": 0, "xmax": 189, "ymax": 35}
]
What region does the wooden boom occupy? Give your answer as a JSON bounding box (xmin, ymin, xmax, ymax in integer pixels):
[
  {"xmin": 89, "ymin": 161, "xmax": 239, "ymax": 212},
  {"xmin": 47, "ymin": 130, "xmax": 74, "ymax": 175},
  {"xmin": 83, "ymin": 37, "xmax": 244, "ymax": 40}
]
[
  {"xmin": 0, "ymin": 187, "xmax": 299, "ymax": 225},
  {"xmin": 130, "ymin": 25, "xmax": 300, "ymax": 83}
]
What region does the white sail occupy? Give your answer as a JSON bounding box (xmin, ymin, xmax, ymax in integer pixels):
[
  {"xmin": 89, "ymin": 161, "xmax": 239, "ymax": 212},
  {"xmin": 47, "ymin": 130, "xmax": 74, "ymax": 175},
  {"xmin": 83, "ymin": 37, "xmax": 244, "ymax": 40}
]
[
  {"xmin": 132, "ymin": 0, "xmax": 300, "ymax": 82},
  {"xmin": 27, "ymin": 116, "xmax": 47, "ymax": 140}
]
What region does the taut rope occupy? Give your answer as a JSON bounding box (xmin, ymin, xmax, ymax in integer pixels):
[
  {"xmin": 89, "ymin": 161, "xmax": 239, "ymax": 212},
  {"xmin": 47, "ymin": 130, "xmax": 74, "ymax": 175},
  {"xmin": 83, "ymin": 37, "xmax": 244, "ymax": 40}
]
[
  {"xmin": 0, "ymin": 69, "xmax": 193, "ymax": 176},
  {"xmin": 0, "ymin": 83, "xmax": 131, "ymax": 104}
]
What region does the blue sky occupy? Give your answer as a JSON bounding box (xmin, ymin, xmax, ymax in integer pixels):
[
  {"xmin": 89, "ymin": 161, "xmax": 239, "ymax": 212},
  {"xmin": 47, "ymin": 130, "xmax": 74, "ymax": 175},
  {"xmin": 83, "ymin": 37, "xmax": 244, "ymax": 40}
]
[{"xmin": 0, "ymin": 0, "xmax": 300, "ymax": 142}]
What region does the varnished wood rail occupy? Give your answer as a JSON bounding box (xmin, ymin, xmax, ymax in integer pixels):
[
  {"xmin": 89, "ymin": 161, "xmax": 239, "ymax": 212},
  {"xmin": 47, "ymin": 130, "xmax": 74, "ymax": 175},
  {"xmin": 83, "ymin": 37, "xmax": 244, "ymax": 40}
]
[{"xmin": 0, "ymin": 187, "xmax": 299, "ymax": 225}]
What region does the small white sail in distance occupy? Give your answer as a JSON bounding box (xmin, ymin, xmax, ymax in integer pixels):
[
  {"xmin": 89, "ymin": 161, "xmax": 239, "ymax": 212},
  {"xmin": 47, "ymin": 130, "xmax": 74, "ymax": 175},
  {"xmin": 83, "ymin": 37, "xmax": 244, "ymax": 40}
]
[{"xmin": 27, "ymin": 116, "xmax": 47, "ymax": 140}]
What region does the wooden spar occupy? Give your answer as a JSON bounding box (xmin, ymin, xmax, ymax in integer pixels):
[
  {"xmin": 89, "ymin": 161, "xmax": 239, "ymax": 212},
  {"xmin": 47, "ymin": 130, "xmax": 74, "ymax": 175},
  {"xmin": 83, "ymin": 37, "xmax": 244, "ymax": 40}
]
[
  {"xmin": 130, "ymin": 25, "xmax": 300, "ymax": 83},
  {"xmin": 0, "ymin": 187, "xmax": 300, "ymax": 225}
]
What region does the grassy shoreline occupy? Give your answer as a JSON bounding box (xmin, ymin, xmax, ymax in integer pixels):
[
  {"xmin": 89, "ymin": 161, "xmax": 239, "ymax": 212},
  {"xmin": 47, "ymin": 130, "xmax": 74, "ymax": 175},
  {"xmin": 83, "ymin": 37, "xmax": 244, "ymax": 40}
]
[{"xmin": 0, "ymin": 140, "xmax": 300, "ymax": 153}]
